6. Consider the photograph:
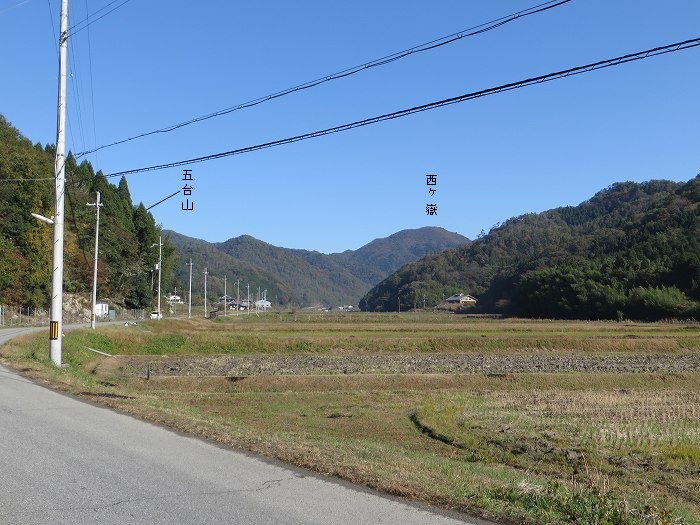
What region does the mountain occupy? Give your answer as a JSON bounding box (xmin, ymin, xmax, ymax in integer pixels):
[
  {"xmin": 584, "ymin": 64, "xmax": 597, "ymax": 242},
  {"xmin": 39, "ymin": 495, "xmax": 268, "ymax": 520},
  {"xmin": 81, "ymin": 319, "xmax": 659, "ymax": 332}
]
[
  {"xmin": 329, "ymin": 227, "xmax": 470, "ymax": 284},
  {"xmin": 0, "ymin": 114, "xmax": 175, "ymax": 309},
  {"xmin": 0, "ymin": 114, "xmax": 470, "ymax": 311},
  {"xmin": 166, "ymin": 227, "xmax": 469, "ymax": 307},
  {"xmin": 361, "ymin": 177, "xmax": 700, "ymax": 321}
]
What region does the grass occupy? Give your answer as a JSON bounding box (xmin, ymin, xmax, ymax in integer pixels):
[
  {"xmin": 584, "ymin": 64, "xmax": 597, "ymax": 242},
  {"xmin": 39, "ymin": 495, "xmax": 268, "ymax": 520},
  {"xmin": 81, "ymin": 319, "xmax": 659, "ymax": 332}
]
[
  {"xmin": 41, "ymin": 313, "xmax": 700, "ymax": 356},
  {"xmin": 1, "ymin": 313, "xmax": 698, "ymax": 524}
]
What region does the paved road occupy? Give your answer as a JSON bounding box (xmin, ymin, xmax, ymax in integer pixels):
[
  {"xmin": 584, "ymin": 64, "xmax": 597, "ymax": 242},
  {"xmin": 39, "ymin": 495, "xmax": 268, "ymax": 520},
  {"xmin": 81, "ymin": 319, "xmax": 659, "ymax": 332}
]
[{"xmin": 0, "ymin": 327, "xmax": 486, "ymax": 525}]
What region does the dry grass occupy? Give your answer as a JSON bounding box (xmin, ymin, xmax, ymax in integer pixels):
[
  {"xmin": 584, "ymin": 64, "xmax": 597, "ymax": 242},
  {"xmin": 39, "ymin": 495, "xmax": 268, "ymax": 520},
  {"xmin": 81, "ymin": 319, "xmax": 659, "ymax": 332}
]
[
  {"xmin": 1, "ymin": 315, "xmax": 699, "ymax": 524},
  {"xmin": 67, "ymin": 314, "xmax": 700, "ymax": 356}
]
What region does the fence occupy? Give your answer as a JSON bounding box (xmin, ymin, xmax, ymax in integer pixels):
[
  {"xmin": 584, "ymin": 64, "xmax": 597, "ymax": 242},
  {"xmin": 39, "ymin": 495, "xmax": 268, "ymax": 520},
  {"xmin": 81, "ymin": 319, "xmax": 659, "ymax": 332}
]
[{"xmin": 0, "ymin": 305, "xmax": 145, "ymax": 327}]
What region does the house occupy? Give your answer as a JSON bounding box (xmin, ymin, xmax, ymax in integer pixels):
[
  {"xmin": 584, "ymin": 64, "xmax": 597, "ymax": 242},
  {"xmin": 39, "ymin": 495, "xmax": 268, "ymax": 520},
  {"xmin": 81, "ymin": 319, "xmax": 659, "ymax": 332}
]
[
  {"xmin": 445, "ymin": 294, "xmax": 477, "ymax": 305},
  {"xmin": 166, "ymin": 292, "xmax": 183, "ymax": 304},
  {"xmin": 255, "ymin": 299, "xmax": 272, "ymax": 311}
]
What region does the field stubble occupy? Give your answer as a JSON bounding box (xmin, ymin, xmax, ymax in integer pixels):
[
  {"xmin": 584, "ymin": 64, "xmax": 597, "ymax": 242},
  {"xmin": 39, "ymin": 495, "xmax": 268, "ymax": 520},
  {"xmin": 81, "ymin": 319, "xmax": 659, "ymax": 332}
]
[{"xmin": 2, "ymin": 314, "xmax": 699, "ymax": 525}]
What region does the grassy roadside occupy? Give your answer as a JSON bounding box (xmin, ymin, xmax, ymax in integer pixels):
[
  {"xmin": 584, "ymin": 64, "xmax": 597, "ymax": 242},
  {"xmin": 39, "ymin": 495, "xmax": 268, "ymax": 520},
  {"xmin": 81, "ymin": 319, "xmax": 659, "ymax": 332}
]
[{"xmin": 1, "ymin": 314, "xmax": 698, "ymax": 524}]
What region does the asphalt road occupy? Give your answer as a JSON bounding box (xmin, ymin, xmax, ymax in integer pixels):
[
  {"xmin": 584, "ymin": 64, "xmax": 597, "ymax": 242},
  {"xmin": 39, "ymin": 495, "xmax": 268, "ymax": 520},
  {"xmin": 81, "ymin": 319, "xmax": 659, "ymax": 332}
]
[{"xmin": 0, "ymin": 327, "xmax": 487, "ymax": 525}]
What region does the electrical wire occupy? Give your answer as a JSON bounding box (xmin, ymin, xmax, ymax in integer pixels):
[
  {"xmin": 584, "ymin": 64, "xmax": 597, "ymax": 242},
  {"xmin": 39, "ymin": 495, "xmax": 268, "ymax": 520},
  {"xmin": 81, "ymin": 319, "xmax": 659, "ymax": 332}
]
[
  {"xmin": 0, "ymin": 0, "xmax": 32, "ymax": 16},
  {"xmin": 68, "ymin": 0, "xmax": 122, "ymax": 28},
  {"xmin": 46, "ymin": 0, "xmax": 58, "ymax": 58},
  {"xmin": 0, "ymin": 178, "xmax": 55, "ymax": 182},
  {"xmin": 74, "ymin": 0, "xmax": 572, "ymax": 159},
  {"xmin": 104, "ymin": 37, "xmax": 700, "ymax": 179},
  {"xmin": 84, "ymin": 0, "xmax": 99, "ymax": 171},
  {"xmin": 67, "ymin": 0, "xmax": 131, "ymax": 38},
  {"xmin": 65, "ymin": 168, "xmax": 92, "ymax": 270},
  {"xmin": 68, "ymin": 41, "xmax": 87, "ymax": 152}
]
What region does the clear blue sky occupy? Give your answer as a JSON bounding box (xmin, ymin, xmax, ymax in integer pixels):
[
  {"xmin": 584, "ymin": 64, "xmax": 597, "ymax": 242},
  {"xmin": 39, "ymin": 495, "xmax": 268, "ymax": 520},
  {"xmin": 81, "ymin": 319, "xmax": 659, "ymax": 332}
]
[{"xmin": 2, "ymin": 0, "xmax": 699, "ymax": 253}]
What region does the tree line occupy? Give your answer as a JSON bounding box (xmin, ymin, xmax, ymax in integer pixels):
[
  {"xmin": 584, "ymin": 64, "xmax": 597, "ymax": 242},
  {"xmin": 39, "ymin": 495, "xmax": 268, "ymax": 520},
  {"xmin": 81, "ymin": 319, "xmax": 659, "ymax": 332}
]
[
  {"xmin": 0, "ymin": 115, "xmax": 175, "ymax": 309},
  {"xmin": 362, "ymin": 177, "xmax": 700, "ymax": 321}
]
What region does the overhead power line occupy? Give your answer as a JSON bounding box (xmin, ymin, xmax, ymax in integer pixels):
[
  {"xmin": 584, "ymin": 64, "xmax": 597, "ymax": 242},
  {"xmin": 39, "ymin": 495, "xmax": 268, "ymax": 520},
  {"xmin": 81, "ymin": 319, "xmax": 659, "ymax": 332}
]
[
  {"xmin": 67, "ymin": 0, "xmax": 131, "ymax": 38},
  {"xmin": 84, "ymin": 0, "xmax": 100, "ymax": 171},
  {"xmin": 75, "ymin": 0, "xmax": 572, "ymax": 159},
  {"xmin": 104, "ymin": 37, "xmax": 700, "ymax": 179}
]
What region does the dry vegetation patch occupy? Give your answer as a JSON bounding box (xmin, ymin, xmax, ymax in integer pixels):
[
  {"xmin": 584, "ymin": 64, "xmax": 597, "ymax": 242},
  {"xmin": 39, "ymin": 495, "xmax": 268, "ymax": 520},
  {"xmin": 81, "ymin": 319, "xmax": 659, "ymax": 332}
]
[{"xmin": 1, "ymin": 314, "xmax": 699, "ymax": 525}]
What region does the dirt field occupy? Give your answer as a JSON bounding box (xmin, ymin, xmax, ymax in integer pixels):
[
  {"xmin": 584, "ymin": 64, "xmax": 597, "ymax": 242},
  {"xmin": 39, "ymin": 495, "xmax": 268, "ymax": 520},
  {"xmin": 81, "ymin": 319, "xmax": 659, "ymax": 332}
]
[
  {"xmin": 113, "ymin": 352, "xmax": 700, "ymax": 377},
  {"xmin": 2, "ymin": 314, "xmax": 699, "ymax": 525}
]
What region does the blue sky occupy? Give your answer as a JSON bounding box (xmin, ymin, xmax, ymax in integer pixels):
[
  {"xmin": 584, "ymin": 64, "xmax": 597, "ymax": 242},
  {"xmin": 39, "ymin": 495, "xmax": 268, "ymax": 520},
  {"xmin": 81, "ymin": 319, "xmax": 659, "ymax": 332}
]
[{"xmin": 1, "ymin": 0, "xmax": 699, "ymax": 253}]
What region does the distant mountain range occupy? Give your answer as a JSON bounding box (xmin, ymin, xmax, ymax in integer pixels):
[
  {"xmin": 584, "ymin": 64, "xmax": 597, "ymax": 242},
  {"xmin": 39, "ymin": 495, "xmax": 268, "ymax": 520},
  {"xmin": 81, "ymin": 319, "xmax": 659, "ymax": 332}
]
[
  {"xmin": 361, "ymin": 176, "xmax": 700, "ymax": 321},
  {"xmin": 166, "ymin": 227, "xmax": 470, "ymax": 307}
]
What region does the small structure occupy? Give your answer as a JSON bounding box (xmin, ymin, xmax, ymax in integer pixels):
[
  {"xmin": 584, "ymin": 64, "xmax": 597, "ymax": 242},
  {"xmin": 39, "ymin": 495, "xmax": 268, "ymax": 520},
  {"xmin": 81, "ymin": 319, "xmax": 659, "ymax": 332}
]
[
  {"xmin": 255, "ymin": 299, "xmax": 271, "ymax": 311},
  {"xmin": 445, "ymin": 294, "xmax": 477, "ymax": 305},
  {"xmin": 166, "ymin": 292, "xmax": 183, "ymax": 304},
  {"xmin": 95, "ymin": 302, "xmax": 109, "ymax": 319}
]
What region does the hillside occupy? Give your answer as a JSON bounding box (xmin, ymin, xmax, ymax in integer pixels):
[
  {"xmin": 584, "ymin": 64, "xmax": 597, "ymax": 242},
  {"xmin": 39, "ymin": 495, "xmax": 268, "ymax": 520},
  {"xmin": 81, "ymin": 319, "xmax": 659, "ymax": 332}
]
[
  {"xmin": 361, "ymin": 177, "xmax": 700, "ymax": 320},
  {"xmin": 0, "ymin": 115, "xmax": 174, "ymax": 309},
  {"xmin": 167, "ymin": 227, "xmax": 469, "ymax": 307},
  {"xmin": 329, "ymin": 227, "xmax": 469, "ymax": 284},
  {"xmin": 0, "ymin": 114, "xmax": 467, "ymax": 311}
]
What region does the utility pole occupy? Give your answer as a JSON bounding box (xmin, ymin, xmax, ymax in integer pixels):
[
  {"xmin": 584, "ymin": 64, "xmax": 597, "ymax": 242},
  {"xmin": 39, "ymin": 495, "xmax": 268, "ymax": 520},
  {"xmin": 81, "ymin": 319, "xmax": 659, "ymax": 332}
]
[
  {"xmin": 203, "ymin": 267, "xmax": 208, "ymax": 318},
  {"xmin": 247, "ymin": 282, "xmax": 250, "ymax": 315},
  {"xmin": 187, "ymin": 258, "xmax": 192, "ymax": 319},
  {"xmin": 236, "ymin": 279, "xmax": 240, "ymax": 316},
  {"xmin": 224, "ymin": 275, "xmax": 227, "ymax": 317},
  {"xmin": 157, "ymin": 236, "xmax": 162, "ymax": 320},
  {"xmin": 49, "ymin": 0, "xmax": 69, "ymax": 366},
  {"xmin": 87, "ymin": 191, "xmax": 102, "ymax": 329}
]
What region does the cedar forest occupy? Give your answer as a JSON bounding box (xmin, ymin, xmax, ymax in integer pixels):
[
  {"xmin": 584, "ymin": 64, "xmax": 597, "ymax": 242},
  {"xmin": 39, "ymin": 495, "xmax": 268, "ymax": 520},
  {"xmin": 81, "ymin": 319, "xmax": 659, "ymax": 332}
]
[{"xmin": 0, "ymin": 115, "xmax": 175, "ymax": 309}]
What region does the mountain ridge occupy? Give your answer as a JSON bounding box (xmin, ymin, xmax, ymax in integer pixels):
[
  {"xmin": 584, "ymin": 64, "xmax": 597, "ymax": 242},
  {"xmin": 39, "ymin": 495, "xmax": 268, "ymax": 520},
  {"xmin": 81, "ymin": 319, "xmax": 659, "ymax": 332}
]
[
  {"xmin": 360, "ymin": 176, "xmax": 700, "ymax": 320},
  {"xmin": 166, "ymin": 227, "xmax": 469, "ymax": 307}
]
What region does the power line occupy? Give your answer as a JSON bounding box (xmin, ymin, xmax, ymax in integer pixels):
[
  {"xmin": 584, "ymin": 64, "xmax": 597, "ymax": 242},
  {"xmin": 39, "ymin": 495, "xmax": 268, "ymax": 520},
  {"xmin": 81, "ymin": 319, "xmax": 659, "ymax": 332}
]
[
  {"xmin": 75, "ymin": 0, "xmax": 572, "ymax": 159},
  {"xmin": 68, "ymin": 41, "xmax": 87, "ymax": 152},
  {"xmin": 146, "ymin": 190, "xmax": 181, "ymax": 211},
  {"xmin": 46, "ymin": 0, "xmax": 58, "ymax": 58},
  {"xmin": 104, "ymin": 37, "xmax": 700, "ymax": 179},
  {"xmin": 68, "ymin": 0, "xmax": 122, "ymax": 28},
  {"xmin": 67, "ymin": 0, "xmax": 131, "ymax": 38},
  {"xmin": 0, "ymin": 0, "xmax": 32, "ymax": 16},
  {"xmin": 0, "ymin": 177, "xmax": 55, "ymax": 182},
  {"xmin": 84, "ymin": 0, "xmax": 99, "ymax": 171}
]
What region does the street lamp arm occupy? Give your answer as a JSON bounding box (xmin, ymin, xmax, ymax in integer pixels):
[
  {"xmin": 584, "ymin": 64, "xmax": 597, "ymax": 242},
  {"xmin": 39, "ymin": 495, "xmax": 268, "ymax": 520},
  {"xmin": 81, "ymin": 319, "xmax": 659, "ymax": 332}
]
[{"xmin": 31, "ymin": 213, "xmax": 55, "ymax": 225}]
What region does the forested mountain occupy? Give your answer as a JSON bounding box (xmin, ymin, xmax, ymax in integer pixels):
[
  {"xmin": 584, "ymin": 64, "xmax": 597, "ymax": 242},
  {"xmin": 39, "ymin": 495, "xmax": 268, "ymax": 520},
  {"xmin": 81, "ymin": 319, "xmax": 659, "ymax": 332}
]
[
  {"xmin": 167, "ymin": 227, "xmax": 469, "ymax": 307},
  {"xmin": 329, "ymin": 227, "xmax": 470, "ymax": 284},
  {"xmin": 361, "ymin": 177, "xmax": 700, "ymax": 321},
  {"xmin": 167, "ymin": 232, "xmax": 298, "ymax": 306},
  {"xmin": 0, "ymin": 115, "xmax": 174, "ymax": 309}
]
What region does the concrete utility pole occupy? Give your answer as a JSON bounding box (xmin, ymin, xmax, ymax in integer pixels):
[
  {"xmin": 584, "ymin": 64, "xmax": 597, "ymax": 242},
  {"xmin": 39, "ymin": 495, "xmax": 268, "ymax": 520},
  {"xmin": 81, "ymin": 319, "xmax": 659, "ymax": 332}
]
[
  {"xmin": 187, "ymin": 258, "xmax": 192, "ymax": 319},
  {"xmin": 87, "ymin": 191, "xmax": 102, "ymax": 329},
  {"xmin": 237, "ymin": 279, "xmax": 240, "ymax": 316},
  {"xmin": 247, "ymin": 283, "xmax": 250, "ymax": 315},
  {"xmin": 224, "ymin": 275, "xmax": 227, "ymax": 317},
  {"xmin": 49, "ymin": 0, "xmax": 69, "ymax": 366},
  {"xmin": 158, "ymin": 236, "xmax": 162, "ymax": 319},
  {"xmin": 203, "ymin": 268, "xmax": 208, "ymax": 318}
]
